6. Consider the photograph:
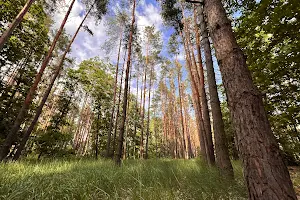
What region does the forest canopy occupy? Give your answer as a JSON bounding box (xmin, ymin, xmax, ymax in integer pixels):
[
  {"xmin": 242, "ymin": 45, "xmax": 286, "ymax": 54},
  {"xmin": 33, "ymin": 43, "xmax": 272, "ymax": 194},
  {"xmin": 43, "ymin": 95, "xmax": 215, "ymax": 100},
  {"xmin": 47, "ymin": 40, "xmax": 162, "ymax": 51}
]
[{"xmin": 0, "ymin": 0, "xmax": 299, "ymax": 199}]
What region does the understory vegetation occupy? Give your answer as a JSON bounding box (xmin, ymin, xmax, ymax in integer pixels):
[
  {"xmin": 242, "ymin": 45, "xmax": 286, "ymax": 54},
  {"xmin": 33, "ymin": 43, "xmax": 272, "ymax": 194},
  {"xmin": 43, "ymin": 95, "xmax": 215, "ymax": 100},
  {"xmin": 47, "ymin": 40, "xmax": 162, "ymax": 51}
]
[
  {"xmin": 0, "ymin": 159, "xmax": 247, "ymax": 200},
  {"xmin": 1, "ymin": 0, "xmax": 299, "ymax": 199}
]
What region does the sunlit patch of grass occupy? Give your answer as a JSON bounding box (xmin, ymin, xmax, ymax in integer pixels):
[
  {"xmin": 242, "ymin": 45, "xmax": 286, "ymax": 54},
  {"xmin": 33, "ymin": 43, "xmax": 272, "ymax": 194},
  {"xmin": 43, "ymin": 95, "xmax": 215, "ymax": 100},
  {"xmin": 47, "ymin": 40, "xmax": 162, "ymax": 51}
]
[{"xmin": 0, "ymin": 158, "xmax": 248, "ymax": 199}]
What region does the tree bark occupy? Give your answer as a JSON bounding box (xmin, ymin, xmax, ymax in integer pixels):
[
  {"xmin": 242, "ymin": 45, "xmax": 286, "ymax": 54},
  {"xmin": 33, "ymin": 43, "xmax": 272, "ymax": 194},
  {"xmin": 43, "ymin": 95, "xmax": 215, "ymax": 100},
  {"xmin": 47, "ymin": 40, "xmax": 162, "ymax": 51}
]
[
  {"xmin": 106, "ymin": 29, "xmax": 123, "ymax": 157},
  {"xmin": 123, "ymin": 68, "xmax": 132, "ymax": 160},
  {"xmin": 139, "ymin": 43, "xmax": 149, "ymax": 159},
  {"xmin": 12, "ymin": 4, "xmax": 93, "ymax": 161},
  {"xmin": 180, "ymin": 3, "xmax": 210, "ymax": 163},
  {"xmin": 180, "ymin": 31, "xmax": 207, "ymax": 162},
  {"xmin": 203, "ymin": 0, "xmax": 297, "ymax": 199},
  {"xmin": 177, "ymin": 65, "xmax": 187, "ymax": 159},
  {"xmin": 0, "ymin": 0, "xmax": 76, "ymax": 161},
  {"xmin": 145, "ymin": 64, "xmax": 153, "ymax": 159},
  {"xmin": 0, "ymin": 0, "xmax": 35, "ymax": 50},
  {"xmin": 183, "ymin": 91, "xmax": 194, "ymax": 158},
  {"xmin": 111, "ymin": 50, "xmax": 127, "ymax": 157},
  {"xmin": 115, "ymin": 0, "xmax": 136, "ymax": 166},
  {"xmin": 185, "ymin": 15, "xmax": 215, "ymax": 165},
  {"xmin": 196, "ymin": 4, "xmax": 233, "ymax": 176},
  {"xmin": 133, "ymin": 64, "xmax": 139, "ymax": 159}
]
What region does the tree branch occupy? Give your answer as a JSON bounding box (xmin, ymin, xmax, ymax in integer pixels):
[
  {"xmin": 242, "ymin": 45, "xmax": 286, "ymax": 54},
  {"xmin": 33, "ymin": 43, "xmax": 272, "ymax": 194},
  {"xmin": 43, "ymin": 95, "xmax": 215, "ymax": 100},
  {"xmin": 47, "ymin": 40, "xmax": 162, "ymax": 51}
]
[{"xmin": 185, "ymin": 0, "xmax": 203, "ymax": 4}]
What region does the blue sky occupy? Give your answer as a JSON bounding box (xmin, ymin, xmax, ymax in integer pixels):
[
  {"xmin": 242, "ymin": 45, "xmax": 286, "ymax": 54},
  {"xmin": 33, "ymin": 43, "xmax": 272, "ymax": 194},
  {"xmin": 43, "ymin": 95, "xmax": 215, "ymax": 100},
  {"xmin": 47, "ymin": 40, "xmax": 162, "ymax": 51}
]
[{"xmin": 52, "ymin": 0, "xmax": 224, "ymax": 107}]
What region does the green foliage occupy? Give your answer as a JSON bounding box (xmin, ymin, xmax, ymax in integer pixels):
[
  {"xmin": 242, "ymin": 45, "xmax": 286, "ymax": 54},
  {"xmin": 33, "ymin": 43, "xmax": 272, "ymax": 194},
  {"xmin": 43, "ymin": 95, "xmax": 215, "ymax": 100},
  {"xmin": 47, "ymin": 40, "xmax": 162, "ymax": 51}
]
[
  {"xmin": 34, "ymin": 129, "xmax": 74, "ymax": 158},
  {"xmin": 168, "ymin": 33, "xmax": 180, "ymax": 56},
  {"xmin": 144, "ymin": 25, "xmax": 163, "ymax": 61},
  {"xmin": 82, "ymin": 0, "xmax": 109, "ymax": 21},
  {"xmin": 69, "ymin": 57, "xmax": 114, "ymax": 155},
  {"xmin": 160, "ymin": 0, "xmax": 183, "ymax": 33},
  {"xmin": 0, "ymin": 0, "xmax": 50, "ymax": 66},
  {"xmin": 103, "ymin": 9, "xmax": 130, "ymax": 54},
  {"xmin": 0, "ymin": 159, "xmax": 247, "ymax": 199},
  {"xmin": 34, "ymin": 75, "xmax": 77, "ymax": 158},
  {"xmin": 221, "ymin": 101, "xmax": 239, "ymax": 160},
  {"xmin": 0, "ymin": 0, "xmax": 50, "ymax": 142},
  {"xmin": 70, "ymin": 57, "xmax": 113, "ymax": 98},
  {"xmin": 235, "ymin": 0, "xmax": 300, "ymax": 164}
]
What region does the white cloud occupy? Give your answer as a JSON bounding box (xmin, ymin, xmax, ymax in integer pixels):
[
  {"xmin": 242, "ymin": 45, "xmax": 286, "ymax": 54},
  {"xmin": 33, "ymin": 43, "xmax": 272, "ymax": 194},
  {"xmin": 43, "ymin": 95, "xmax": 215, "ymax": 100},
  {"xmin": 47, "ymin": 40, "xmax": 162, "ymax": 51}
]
[
  {"xmin": 52, "ymin": 0, "xmax": 114, "ymax": 65},
  {"xmin": 136, "ymin": 2, "xmax": 163, "ymax": 36},
  {"xmin": 51, "ymin": 0, "xmax": 164, "ymax": 66}
]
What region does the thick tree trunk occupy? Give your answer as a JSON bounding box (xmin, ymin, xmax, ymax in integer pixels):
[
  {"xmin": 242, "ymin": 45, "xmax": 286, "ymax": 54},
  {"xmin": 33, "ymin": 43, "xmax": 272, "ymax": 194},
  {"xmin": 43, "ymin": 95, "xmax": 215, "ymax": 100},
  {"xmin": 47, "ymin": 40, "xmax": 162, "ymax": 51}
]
[
  {"xmin": 106, "ymin": 30, "xmax": 123, "ymax": 157},
  {"xmin": 203, "ymin": 0, "xmax": 297, "ymax": 199},
  {"xmin": 195, "ymin": 5, "xmax": 233, "ymax": 176},
  {"xmin": 115, "ymin": 0, "xmax": 136, "ymax": 166},
  {"xmin": 0, "ymin": 0, "xmax": 76, "ymax": 161},
  {"xmin": 12, "ymin": 5, "xmax": 93, "ymax": 161},
  {"xmin": 0, "ymin": 0, "xmax": 35, "ymax": 50}
]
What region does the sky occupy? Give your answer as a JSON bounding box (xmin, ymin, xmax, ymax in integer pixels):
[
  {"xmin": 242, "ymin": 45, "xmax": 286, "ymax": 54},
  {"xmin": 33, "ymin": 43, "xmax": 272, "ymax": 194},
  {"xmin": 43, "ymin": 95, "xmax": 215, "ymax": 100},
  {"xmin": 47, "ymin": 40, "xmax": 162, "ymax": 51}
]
[
  {"xmin": 53, "ymin": 0, "xmax": 169, "ymax": 64},
  {"xmin": 52, "ymin": 0, "xmax": 224, "ymax": 107}
]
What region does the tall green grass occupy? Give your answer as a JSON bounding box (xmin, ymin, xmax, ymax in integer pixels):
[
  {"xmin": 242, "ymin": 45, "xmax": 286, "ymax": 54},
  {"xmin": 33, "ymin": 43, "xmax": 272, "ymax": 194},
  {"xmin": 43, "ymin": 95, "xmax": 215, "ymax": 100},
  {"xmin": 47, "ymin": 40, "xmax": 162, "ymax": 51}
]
[{"xmin": 0, "ymin": 159, "xmax": 247, "ymax": 199}]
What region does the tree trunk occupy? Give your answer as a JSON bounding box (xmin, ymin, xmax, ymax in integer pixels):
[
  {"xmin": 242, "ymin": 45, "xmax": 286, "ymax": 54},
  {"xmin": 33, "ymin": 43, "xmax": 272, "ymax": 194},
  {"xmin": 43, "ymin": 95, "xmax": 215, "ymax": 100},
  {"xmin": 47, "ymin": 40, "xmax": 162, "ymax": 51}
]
[
  {"xmin": 185, "ymin": 15, "xmax": 215, "ymax": 165},
  {"xmin": 115, "ymin": 0, "xmax": 136, "ymax": 166},
  {"xmin": 74, "ymin": 94, "xmax": 88, "ymax": 150},
  {"xmin": 0, "ymin": 0, "xmax": 35, "ymax": 50},
  {"xmin": 180, "ymin": 4, "xmax": 209, "ymax": 162},
  {"xmin": 161, "ymin": 83, "xmax": 167, "ymax": 157},
  {"xmin": 140, "ymin": 44, "xmax": 148, "ymax": 159},
  {"xmin": 0, "ymin": 0, "xmax": 76, "ymax": 161},
  {"xmin": 145, "ymin": 64, "xmax": 153, "ymax": 159},
  {"xmin": 106, "ymin": 29, "xmax": 123, "ymax": 157},
  {"xmin": 154, "ymin": 110, "xmax": 158, "ymax": 158},
  {"xmin": 95, "ymin": 113, "xmax": 100, "ymax": 160},
  {"xmin": 123, "ymin": 68, "xmax": 132, "ymax": 160},
  {"xmin": 203, "ymin": 0, "xmax": 297, "ymax": 199},
  {"xmin": 133, "ymin": 64, "xmax": 139, "ymax": 159},
  {"xmin": 180, "ymin": 31, "xmax": 207, "ymax": 162},
  {"xmin": 183, "ymin": 91, "xmax": 194, "ymax": 158},
  {"xmin": 195, "ymin": 5, "xmax": 233, "ymax": 176},
  {"xmin": 177, "ymin": 65, "xmax": 187, "ymax": 159},
  {"xmin": 111, "ymin": 50, "xmax": 127, "ymax": 157},
  {"xmin": 12, "ymin": 5, "xmax": 93, "ymax": 161}
]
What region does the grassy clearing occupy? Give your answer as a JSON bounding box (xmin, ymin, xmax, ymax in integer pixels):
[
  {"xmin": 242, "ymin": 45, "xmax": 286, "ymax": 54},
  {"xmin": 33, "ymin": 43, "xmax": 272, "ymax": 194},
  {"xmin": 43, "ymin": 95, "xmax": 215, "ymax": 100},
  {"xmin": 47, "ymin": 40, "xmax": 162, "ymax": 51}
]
[{"xmin": 1, "ymin": 159, "xmax": 247, "ymax": 200}]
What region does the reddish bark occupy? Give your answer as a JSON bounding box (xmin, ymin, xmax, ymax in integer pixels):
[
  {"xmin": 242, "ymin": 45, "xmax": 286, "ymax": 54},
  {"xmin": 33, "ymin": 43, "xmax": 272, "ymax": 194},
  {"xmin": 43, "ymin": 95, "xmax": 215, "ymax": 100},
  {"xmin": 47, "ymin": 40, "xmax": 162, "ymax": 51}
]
[
  {"xmin": 0, "ymin": 0, "xmax": 35, "ymax": 50},
  {"xmin": 115, "ymin": 0, "xmax": 136, "ymax": 166},
  {"xmin": 0, "ymin": 0, "xmax": 76, "ymax": 161},
  {"xmin": 195, "ymin": 4, "xmax": 233, "ymax": 176},
  {"xmin": 12, "ymin": 5, "xmax": 93, "ymax": 161},
  {"xmin": 203, "ymin": 0, "xmax": 297, "ymax": 198},
  {"xmin": 106, "ymin": 29, "xmax": 124, "ymax": 157}
]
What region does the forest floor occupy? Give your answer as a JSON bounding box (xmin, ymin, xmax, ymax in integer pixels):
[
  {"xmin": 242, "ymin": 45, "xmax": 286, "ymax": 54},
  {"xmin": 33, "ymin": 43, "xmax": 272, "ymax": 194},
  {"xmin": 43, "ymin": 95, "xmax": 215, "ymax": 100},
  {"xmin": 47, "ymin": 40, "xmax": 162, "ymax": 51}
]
[{"xmin": 0, "ymin": 159, "xmax": 299, "ymax": 200}]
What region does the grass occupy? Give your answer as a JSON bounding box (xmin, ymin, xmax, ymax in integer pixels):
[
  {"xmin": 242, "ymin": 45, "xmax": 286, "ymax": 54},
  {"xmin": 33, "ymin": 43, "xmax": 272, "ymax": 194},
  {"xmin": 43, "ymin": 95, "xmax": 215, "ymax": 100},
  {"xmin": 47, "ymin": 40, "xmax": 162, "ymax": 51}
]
[{"xmin": 0, "ymin": 158, "xmax": 247, "ymax": 200}]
